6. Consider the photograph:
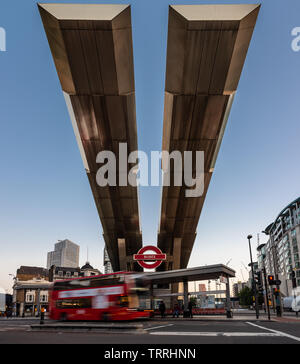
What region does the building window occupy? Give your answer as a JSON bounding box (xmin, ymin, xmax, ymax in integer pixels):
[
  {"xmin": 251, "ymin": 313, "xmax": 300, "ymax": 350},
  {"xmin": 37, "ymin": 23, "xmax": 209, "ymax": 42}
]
[
  {"xmin": 56, "ymin": 298, "xmax": 92, "ymax": 309},
  {"xmin": 40, "ymin": 295, "xmax": 48, "ymax": 303},
  {"xmin": 295, "ymin": 262, "xmax": 300, "ymax": 269},
  {"xmin": 58, "ymin": 271, "xmax": 63, "ymax": 277},
  {"xmin": 73, "ymin": 272, "xmax": 78, "ymax": 277},
  {"xmin": 296, "ymin": 270, "xmax": 300, "ymax": 278},
  {"xmin": 26, "ymin": 294, "xmax": 34, "ymax": 302},
  {"xmin": 66, "ymin": 271, "xmax": 71, "ymax": 278},
  {"xmin": 297, "ymin": 279, "xmax": 300, "ymax": 287}
]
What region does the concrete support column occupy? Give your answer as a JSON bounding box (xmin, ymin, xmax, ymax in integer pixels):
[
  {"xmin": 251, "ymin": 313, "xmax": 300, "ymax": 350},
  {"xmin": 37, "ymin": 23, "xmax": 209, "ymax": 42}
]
[
  {"xmin": 118, "ymin": 238, "xmax": 127, "ymax": 271},
  {"xmin": 172, "ymin": 238, "xmax": 181, "ymax": 269},
  {"xmin": 183, "ymin": 280, "xmax": 189, "ymax": 317},
  {"xmin": 171, "ymin": 238, "xmax": 182, "ymax": 307},
  {"xmin": 150, "ymin": 283, "xmax": 154, "ymax": 311},
  {"xmin": 225, "ymin": 277, "xmax": 232, "ymax": 318}
]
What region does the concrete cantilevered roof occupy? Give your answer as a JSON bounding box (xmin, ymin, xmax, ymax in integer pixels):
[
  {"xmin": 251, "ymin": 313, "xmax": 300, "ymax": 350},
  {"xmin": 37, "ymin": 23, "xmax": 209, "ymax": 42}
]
[
  {"xmin": 158, "ymin": 4, "xmax": 260, "ymax": 270},
  {"xmin": 38, "ymin": 4, "xmax": 142, "ymax": 271},
  {"xmin": 146, "ymin": 264, "xmax": 235, "ymax": 285}
]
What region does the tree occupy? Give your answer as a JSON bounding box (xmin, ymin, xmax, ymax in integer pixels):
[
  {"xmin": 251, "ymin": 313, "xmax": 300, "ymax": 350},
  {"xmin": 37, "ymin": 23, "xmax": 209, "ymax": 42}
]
[{"xmin": 238, "ymin": 286, "xmax": 253, "ymax": 307}]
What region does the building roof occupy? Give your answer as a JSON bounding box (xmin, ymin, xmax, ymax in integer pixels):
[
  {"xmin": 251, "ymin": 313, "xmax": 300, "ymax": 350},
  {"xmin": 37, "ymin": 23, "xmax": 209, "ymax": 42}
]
[
  {"xmin": 264, "ymin": 197, "xmax": 300, "ymax": 234},
  {"xmin": 81, "ymin": 262, "xmax": 94, "ymax": 270},
  {"xmin": 17, "ymin": 266, "xmax": 48, "ymax": 277}
]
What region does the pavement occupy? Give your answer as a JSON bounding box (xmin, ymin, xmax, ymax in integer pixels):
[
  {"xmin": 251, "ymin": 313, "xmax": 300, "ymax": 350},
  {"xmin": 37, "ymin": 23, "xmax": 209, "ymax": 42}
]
[{"xmin": 0, "ymin": 315, "xmax": 300, "ymax": 344}]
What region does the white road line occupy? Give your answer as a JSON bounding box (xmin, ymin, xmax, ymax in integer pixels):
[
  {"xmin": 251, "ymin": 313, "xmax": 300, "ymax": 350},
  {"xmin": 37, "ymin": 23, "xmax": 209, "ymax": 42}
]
[
  {"xmin": 149, "ymin": 331, "xmax": 281, "ymax": 337},
  {"xmin": 223, "ymin": 332, "xmax": 280, "ymax": 337},
  {"xmin": 144, "ymin": 324, "xmax": 174, "ymax": 331},
  {"xmin": 246, "ymin": 321, "xmax": 300, "ymax": 343}
]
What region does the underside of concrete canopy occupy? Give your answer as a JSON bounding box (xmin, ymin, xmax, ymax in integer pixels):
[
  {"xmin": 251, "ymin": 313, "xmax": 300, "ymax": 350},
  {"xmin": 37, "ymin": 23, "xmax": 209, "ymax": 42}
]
[
  {"xmin": 38, "ymin": 3, "xmax": 142, "ymax": 272},
  {"xmin": 146, "ymin": 264, "xmax": 235, "ymax": 285},
  {"xmin": 158, "ymin": 4, "xmax": 260, "ymax": 271}
]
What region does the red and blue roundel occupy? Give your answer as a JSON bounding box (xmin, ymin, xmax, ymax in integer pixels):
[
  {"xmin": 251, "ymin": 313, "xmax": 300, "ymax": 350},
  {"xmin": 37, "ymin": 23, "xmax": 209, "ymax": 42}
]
[{"xmin": 133, "ymin": 246, "xmax": 166, "ymax": 269}]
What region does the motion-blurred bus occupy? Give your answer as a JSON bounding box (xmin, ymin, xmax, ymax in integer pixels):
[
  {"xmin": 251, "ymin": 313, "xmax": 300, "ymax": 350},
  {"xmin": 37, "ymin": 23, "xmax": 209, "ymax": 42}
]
[{"xmin": 49, "ymin": 272, "xmax": 151, "ymax": 321}]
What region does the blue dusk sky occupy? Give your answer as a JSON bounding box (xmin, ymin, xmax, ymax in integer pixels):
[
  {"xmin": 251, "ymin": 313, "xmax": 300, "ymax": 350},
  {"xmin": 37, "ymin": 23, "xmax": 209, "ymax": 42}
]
[{"xmin": 0, "ymin": 0, "xmax": 299, "ymax": 293}]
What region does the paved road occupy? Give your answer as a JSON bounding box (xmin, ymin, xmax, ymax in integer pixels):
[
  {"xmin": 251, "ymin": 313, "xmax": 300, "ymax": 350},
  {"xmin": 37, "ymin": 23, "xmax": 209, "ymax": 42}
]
[{"xmin": 0, "ymin": 318, "xmax": 300, "ymax": 344}]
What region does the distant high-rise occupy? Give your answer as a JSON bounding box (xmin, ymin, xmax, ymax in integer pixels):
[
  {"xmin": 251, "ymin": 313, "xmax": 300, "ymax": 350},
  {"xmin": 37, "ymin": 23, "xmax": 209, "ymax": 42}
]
[
  {"xmin": 103, "ymin": 247, "xmax": 113, "ymax": 274},
  {"xmin": 47, "ymin": 240, "xmax": 79, "ymax": 269}
]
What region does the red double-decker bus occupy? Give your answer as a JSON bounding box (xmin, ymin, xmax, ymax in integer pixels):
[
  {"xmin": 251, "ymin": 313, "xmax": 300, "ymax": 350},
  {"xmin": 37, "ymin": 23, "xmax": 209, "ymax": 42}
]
[{"xmin": 49, "ymin": 272, "xmax": 151, "ymax": 321}]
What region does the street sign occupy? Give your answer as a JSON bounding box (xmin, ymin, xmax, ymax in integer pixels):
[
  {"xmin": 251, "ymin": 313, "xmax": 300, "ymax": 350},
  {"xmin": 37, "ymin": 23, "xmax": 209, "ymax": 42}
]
[{"xmin": 133, "ymin": 246, "xmax": 166, "ymax": 269}]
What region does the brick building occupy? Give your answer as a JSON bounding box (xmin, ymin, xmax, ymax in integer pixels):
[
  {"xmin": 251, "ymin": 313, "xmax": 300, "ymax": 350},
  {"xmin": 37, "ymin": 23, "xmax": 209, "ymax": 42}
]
[{"xmin": 13, "ymin": 266, "xmax": 52, "ymax": 317}]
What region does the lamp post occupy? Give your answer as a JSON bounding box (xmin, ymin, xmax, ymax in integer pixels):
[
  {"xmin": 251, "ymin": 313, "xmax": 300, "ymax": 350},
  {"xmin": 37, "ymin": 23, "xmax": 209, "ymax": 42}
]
[{"xmin": 247, "ymin": 235, "xmax": 259, "ymax": 319}]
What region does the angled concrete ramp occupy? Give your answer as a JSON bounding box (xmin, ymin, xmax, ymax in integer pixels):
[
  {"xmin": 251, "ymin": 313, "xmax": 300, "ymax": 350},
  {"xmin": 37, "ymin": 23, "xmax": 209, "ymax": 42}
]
[
  {"xmin": 38, "ymin": 4, "xmax": 142, "ymax": 271},
  {"xmin": 158, "ymin": 4, "xmax": 260, "ymax": 270}
]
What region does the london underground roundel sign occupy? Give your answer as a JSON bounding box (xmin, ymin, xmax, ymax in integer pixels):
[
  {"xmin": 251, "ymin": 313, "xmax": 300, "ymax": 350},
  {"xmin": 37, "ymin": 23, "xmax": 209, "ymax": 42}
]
[{"xmin": 133, "ymin": 246, "xmax": 166, "ymax": 269}]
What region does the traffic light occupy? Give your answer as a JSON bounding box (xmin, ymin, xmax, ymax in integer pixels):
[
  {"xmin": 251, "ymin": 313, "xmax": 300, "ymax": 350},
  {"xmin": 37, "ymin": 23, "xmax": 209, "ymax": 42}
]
[
  {"xmin": 273, "ymin": 288, "xmax": 280, "ymax": 297},
  {"xmin": 291, "ymin": 270, "xmax": 297, "ymax": 289},
  {"xmin": 254, "ymin": 271, "xmax": 263, "ymax": 292},
  {"xmin": 268, "ymin": 275, "xmax": 275, "ymax": 285}
]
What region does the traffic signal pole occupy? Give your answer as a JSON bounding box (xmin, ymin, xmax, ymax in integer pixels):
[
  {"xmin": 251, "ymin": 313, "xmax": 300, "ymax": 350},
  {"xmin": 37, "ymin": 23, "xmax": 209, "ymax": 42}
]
[
  {"xmin": 262, "ymin": 230, "xmax": 282, "ymax": 316},
  {"xmin": 271, "ymin": 241, "xmax": 282, "ymax": 317},
  {"xmin": 262, "ymin": 267, "xmax": 271, "ymax": 320}
]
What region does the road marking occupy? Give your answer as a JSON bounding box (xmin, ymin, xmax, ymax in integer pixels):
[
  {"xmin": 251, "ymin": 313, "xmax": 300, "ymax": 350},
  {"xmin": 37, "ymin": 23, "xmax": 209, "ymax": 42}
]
[
  {"xmin": 144, "ymin": 324, "xmax": 174, "ymax": 331},
  {"xmin": 0, "ymin": 326, "xmax": 29, "ymax": 331},
  {"xmin": 246, "ymin": 322, "xmax": 300, "ymax": 343},
  {"xmin": 149, "ymin": 331, "xmax": 281, "ymax": 337},
  {"xmin": 223, "ymin": 332, "xmax": 280, "ymax": 337}
]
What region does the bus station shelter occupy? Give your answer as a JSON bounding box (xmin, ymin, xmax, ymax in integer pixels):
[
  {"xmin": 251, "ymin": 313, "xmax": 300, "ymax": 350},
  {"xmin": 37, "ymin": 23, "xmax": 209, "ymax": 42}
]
[{"xmin": 146, "ymin": 264, "xmax": 235, "ymax": 318}]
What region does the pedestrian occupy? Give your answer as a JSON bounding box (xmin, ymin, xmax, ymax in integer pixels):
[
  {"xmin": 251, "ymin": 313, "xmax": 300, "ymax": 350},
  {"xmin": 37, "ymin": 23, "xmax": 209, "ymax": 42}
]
[
  {"xmin": 188, "ymin": 300, "xmax": 193, "ymax": 318},
  {"xmin": 159, "ymin": 300, "xmax": 166, "ymax": 318},
  {"xmin": 172, "ymin": 303, "xmax": 179, "ymax": 318},
  {"xmin": 40, "ymin": 307, "xmax": 45, "ymax": 325}
]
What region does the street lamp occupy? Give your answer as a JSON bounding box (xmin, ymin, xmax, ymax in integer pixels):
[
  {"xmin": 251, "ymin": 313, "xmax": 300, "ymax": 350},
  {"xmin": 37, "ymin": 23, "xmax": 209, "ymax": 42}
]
[{"xmin": 247, "ymin": 235, "xmax": 259, "ymax": 319}]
